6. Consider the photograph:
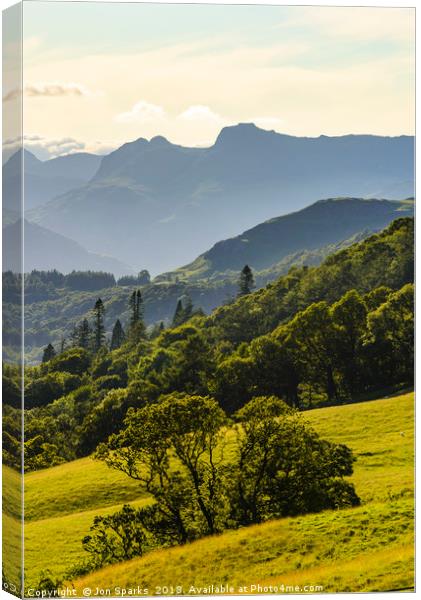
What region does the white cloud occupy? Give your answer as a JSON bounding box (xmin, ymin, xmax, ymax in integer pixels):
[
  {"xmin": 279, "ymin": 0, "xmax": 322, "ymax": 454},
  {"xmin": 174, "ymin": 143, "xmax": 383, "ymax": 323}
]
[
  {"xmin": 178, "ymin": 106, "xmax": 284, "ymax": 135},
  {"xmin": 114, "ymin": 100, "xmax": 166, "ymax": 124},
  {"xmin": 20, "ymin": 16, "xmax": 414, "ymax": 146},
  {"xmin": 178, "ymin": 105, "xmax": 223, "ymax": 123},
  {"xmin": 3, "ymin": 134, "xmax": 117, "ymax": 161},
  {"xmin": 3, "ymin": 82, "xmax": 98, "ymax": 103}
]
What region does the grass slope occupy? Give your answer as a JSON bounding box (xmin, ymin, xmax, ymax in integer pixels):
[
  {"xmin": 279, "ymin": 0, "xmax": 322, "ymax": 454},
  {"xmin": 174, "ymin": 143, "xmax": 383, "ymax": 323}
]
[
  {"xmin": 70, "ymin": 392, "xmax": 414, "ymax": 595},
  {"xmin": 5, "ymin": 392, "xmax": 412, "ymax": 593},
  {"xmin": 24, "ymin": 457, "xmax": 147, "ymax": 521},
  {"xmin": 73, "ymin": 500, "xmax": 413, "ymax": 594},
  {"xmin": 12, "ymin": 393, "xmax": 414, "ymax": 593}
]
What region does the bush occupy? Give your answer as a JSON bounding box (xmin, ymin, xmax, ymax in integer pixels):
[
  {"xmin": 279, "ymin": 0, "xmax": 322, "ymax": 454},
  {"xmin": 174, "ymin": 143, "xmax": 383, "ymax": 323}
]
[
  {"xmin": 82, "ymin": 505, "xmax": 149, "ymax": 568},
  {"xmin": 94, "ymin": 374, "xmax": 122, "ymax": 392},
  {"xmin": 24, "ymin": 435, "xmax": 65, "ymax": 471},
  {"xmin": 48, "ymin": 347, "xmax": 90, "ymax": 376}
]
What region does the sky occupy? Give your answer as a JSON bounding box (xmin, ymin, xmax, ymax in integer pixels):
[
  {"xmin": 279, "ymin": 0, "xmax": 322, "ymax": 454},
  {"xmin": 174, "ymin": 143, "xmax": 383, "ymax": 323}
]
[{"xmin": 3, "ymin": 1, "xmax": 416, "ymax": 160}]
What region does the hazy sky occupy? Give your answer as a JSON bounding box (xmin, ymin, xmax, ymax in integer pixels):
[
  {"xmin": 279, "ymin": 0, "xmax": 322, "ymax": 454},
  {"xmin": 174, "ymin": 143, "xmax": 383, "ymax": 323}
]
[{"xmin": 4, "ymin": 2, "xmax": 415, "ymax": 159}]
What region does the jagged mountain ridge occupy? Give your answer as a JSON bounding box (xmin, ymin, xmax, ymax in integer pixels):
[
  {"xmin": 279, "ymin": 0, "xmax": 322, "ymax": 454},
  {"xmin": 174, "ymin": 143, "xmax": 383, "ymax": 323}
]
[{"xmin": 26, "ymin": 124, "xmax": 414, "ymax": 274}]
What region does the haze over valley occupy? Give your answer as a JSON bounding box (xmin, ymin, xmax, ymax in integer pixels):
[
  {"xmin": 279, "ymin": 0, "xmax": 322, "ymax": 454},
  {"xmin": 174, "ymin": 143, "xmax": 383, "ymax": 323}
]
[{"xmin": 3, "ymin": 123, "xmax": 414, "ymax": 277}]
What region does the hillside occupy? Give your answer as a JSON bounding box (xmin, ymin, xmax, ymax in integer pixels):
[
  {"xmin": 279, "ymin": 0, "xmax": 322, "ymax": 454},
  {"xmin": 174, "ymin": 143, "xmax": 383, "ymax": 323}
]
[
  {"xmin": 2, "ymin": 149, "xmax": 102, "ymax": 211},
  {"xmin": 158, "ymin": 198, "xmax": 413, "ymax": 282},
  {"xmin": 3, "ymin": 220, "xmax": 134, "ymax": 276},
  {"xmin": 3, "ymin": 392, "xmax": 412, "ymax": 592},
  {"xmin": 27, "ymin": 125, "xmax": 414, "ymax": 274},
  {"xmin": 206, "ymin": 216, "xmax": 414, "ymax": 344}
]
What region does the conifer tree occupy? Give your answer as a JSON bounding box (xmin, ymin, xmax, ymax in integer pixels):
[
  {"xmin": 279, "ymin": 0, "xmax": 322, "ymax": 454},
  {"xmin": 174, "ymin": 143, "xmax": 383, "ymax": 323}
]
[
  {"xmin": 137, "ymin": 290, "xmax": 143, "ymax": 321},
  {"xmin": 128, "ymin": 289, "xmax": 145, "ymax": 343},
  {"xmin": 111, "ymin": 319, "xmax": 125, "ymax": 350},
  {"xmin": 172, "ymin": 299, "xmax": 185, "ymax": 327},
  {"xmin": 79, "ymin": 318, "xmax": 92, "ymax": 349},
  {"xmin": 129, "ymin": 291, "xmax": 137, "ymax": 327},
  {"xmin": 183, "ymin": 295, "xmax": 194, "ymax": 321},
  {"xmin": 93, "ymin": 298, "xmax": 106, "ymax": 352},
  {"xmin": 42, "ymin": 343, "xmax": 56, "ymax": 363},
  {"xmin": 238, "ymin": 265, "xmax": 255, "ymax": 297}
]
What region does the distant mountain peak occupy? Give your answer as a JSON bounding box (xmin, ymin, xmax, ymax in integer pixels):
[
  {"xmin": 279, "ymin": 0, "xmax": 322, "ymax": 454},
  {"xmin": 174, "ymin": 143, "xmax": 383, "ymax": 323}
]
[
  {"xmin": 149, "ymin": 135, "xmax": 171, "ymax": 146},
  {"xmin": 215, "ymin": 122, "xmax": 280, "ymax": 147},
  {"xmin": 132, "ymin": 137, "xmax": 149, "ymax": 146},
  {"xmin": 6, "ymin": 148, "xmax": 40, "ymax": 167}
]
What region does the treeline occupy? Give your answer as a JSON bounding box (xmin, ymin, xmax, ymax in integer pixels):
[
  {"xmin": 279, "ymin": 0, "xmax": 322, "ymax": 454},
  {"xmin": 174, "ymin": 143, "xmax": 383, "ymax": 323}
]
[
  {"xmin": 2, "ymin": 269, "xmax": 152, "ymax": 303},
  {"xmin": 2, "ymin": 218, "xmax": 414, "ymax": 473}
]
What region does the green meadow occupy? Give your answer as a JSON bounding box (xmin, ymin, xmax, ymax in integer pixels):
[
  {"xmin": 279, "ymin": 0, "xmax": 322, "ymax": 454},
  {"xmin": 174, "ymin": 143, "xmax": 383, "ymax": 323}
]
[
  {"xmin": 72, "ymin": 392, "xmax": 415, "ymax": 595},
  {"xmin": 2, "ymin": 391, "xmax": 413, "ymax": 594}
]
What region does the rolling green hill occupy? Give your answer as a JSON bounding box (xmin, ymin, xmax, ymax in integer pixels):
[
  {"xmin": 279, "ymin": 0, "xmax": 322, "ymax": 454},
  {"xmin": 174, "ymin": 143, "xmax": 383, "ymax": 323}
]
[
  {"xmin": 71, "ymin": 392, "xmax": 415, "ymax": 595},
  {"xmin": 2, "ymin": 391, "xmax": 412, "ymax": 592}
]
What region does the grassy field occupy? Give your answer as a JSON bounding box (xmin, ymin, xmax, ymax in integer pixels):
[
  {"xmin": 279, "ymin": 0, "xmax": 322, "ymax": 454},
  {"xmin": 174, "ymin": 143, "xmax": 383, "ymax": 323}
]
[
  {"xmin": 74, "ymin": 499, "xmax": 413, "ymax": 594},
  {"xmin": 3, "ymin": 391, "xmax": 414, "ymax": 594}
]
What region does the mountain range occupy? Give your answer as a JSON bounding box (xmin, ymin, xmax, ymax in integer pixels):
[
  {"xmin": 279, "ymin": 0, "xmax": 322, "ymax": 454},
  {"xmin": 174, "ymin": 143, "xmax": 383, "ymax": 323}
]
[{"xmin": 17, "ymin": 123, "xmax": 413, "ymax": 275}]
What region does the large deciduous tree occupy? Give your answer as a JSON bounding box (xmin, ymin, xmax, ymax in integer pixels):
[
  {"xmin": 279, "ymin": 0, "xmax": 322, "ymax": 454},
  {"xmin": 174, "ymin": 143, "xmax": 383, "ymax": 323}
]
[
  {"xmin": 96, "ymin": 393, "xmax": 229, "ymax": 542},
  {"xmin": 230, "ymin": 396, "xmax": 359, "ymax": 525}
]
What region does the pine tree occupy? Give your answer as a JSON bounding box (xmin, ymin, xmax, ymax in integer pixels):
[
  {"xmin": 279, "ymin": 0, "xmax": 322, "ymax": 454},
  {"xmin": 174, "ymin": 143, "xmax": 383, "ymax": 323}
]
[
  {"xmin": 137, "ymin": 290, "xmax": 143, "ymax": 321},
  {"xmin": 130, "ymin": 290, "xmax": 144, "ymax": 326},
  {"xmin": 238, "ymin": 265, "xmax": 255, "ymax": 297},
  {"xmin": 129, "ymin": 291, "xmax": 137, "ymax": 327},
  {"xmin": 183, "ymin": 295, "xmax": 194, "ymax": 321},
  {"xmin": 42, "ymin": 343, "xmax": 56, "ymax": 363},
  {"xmin": 111, "ymin": 319, "xmax": 125, "ymax": 350},
  {"xmin": 79, "ymin": 318, "xmax": 92, "ymax": 349},
  {"xmin": 93, "ymin": 298, "xmax": 106, "ymax": 352},
  {"xmin": 172, "ymin": 299, "xmax": 185, "ymax": 327},
  {"xmin": 128, "ymin": 289, "xmax": 145, "ymax": 343}
]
